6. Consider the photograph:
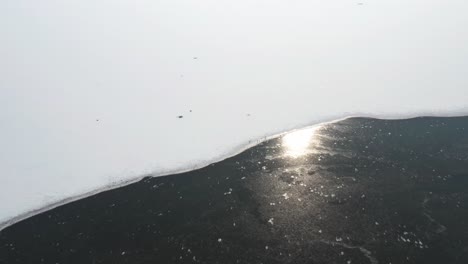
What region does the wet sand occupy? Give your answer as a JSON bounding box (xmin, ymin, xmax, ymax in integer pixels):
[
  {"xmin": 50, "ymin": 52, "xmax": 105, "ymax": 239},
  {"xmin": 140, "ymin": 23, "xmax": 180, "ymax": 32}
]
[{"xmin": 1, "ymin": 116, "xmax": 468, "ymax": 264}]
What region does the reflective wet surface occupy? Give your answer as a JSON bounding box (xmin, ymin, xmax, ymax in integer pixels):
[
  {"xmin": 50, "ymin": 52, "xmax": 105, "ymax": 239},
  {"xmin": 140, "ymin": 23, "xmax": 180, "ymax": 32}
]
[{"xmin": 2, "ymin": 117, "xmax": 468, "ymax": 264}]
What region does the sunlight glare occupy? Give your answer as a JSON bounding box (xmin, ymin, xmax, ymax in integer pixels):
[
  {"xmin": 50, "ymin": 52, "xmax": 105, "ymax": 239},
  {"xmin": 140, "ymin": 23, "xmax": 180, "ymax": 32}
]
[{"xmin": 282, "ymin": 127, "xmax": 319, "ymax": 158}]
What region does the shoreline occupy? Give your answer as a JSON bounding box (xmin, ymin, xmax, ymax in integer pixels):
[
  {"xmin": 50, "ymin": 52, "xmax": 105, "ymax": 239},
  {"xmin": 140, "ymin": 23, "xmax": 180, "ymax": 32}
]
[{"xmin": 2, "ymin": 111, "xmax": 468, "ymax": 232}]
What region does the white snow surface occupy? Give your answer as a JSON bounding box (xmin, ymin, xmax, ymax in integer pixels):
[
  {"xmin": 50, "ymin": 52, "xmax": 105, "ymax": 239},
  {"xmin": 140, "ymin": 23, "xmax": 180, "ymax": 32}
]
[{"xmin": 1, "ymin": 0, "xmax": 468, "ymax": 229}]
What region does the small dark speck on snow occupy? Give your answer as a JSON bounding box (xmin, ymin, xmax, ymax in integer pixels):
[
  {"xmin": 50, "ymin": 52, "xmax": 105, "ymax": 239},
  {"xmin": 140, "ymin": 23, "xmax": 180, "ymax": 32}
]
[{"xmin": 177, "ymin": 116, "xmax": 183, "ymax": 119}]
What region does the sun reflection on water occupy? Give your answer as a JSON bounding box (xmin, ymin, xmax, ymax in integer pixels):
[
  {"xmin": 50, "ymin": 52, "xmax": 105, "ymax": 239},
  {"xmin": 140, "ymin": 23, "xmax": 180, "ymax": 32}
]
[{"xmin": 282, "ymin": 127, "xmax": 319, "ymax": 158}]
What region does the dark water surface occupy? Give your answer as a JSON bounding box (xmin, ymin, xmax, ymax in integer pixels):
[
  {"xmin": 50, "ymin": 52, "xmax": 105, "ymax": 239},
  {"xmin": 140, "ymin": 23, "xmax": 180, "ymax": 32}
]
[{"xmin": 2, "ymin": 117, "xmax": 468, "ymax": 264}]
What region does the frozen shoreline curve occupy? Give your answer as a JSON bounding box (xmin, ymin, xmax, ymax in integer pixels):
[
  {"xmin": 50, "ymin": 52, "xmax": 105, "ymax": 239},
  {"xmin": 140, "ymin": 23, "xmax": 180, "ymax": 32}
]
[
  {"xmin": 2, "ymin": 112, "xmax": 468, "ymax": 232},
  {"xmin": 2, "ymin": 0, "xmax": 468, "ymax": 232}
]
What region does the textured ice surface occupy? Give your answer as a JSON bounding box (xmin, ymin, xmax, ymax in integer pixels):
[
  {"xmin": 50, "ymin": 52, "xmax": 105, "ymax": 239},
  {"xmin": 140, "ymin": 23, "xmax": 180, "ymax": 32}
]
[{"xmin": 1, "ymin": 0, "xmax": 468, "ymax": 228}]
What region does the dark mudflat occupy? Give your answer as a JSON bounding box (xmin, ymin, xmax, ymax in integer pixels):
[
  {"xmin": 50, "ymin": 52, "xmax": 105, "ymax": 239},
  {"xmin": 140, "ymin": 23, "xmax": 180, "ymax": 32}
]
[{"xmin": 2, "ymin": 117, "xmax": 468, "ymax": 264}]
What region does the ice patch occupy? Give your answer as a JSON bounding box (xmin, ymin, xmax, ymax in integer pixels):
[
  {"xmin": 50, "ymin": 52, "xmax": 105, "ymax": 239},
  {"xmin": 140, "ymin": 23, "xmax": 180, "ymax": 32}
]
[{"xmin": 1, "ymin": 0, "xmax": 468, "ymax": 231}]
